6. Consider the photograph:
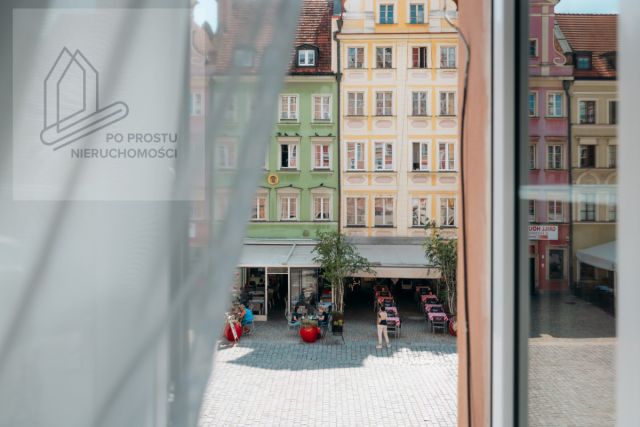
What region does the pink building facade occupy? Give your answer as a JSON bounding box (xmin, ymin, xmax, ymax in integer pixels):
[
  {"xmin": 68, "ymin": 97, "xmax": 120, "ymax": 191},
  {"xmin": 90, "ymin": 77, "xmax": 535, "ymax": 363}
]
[{"xmin": 527, "ymin": 0, "xmax": 572, "ymax": 292}]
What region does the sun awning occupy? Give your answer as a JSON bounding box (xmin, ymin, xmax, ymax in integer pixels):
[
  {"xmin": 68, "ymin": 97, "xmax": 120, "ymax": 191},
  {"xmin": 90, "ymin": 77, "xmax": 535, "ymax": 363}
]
[
  {"xmin": 576, "ymin": 241, "xmax": 616, "ymax": 271},
  {"xmin": 238, "ymin": 241, "xmax": 436, "ymax": 277}
]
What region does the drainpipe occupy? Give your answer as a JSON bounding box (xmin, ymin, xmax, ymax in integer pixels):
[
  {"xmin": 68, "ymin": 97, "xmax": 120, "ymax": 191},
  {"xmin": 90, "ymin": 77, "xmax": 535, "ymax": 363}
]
[
  {"xmin": 563, "ymin": 79, "xmax": 574, "ymax": 293},
  {"xmin": 333, "ymin": 16, "xmax": 343, "ymax": 232}
]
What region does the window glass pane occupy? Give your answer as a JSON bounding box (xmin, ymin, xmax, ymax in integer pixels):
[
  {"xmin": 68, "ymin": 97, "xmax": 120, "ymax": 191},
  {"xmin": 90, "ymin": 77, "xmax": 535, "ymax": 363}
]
[{"xmin": 524, "ymin": 7, "xmax": 617, "ymax": 427}]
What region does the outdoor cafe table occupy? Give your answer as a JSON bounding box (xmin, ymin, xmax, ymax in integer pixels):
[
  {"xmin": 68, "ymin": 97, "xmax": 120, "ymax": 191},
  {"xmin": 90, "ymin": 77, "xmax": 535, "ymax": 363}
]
[
  {"xmin": 427, "ymin": 311, "xmax": 449, "ymax": 322},
  {"xmin": 420, "ymin": 295, "xmax": 438, "ymax": 304},
  {"xmin": 376, "ymin": 295, "xmax": 394, "ymax": 304},
  {"xmin": 386, "ymin": 306, "xmax": 398, "ymax": 316},
  {"xmin": 423, "ymin": 303, "xmax": 441, "ymax": 314}
]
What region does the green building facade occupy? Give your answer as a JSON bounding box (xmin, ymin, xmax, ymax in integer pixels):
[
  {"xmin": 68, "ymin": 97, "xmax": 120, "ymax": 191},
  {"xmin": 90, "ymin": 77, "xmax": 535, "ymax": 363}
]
[{"xmin": 247, "ymin": 76, "xmax": 339, "ymax": 239}]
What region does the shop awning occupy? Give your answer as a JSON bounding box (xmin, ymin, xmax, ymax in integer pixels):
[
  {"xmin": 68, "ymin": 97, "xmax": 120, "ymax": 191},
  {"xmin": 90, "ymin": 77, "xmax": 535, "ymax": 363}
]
[
  {"xmin": 576, "ymin": 241, "xmax": 616, "ymax": 271},
  {"xmin": 238, "ymin": 241, "xmax": 436, "ymax": 278}
]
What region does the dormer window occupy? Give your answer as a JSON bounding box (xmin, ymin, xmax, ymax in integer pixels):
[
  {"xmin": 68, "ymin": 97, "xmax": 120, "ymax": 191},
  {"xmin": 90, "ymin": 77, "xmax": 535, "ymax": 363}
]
[
  {"xmin": 602, "ymin": 52, "xmax": 617, "ymax": 70},
  {"xmin": 576, "ymin": 52, "xmax": 592, "ymax": 70},
  {"xmin": 296, "ymin": 46, "xmax": 317, "ymax": 67}
]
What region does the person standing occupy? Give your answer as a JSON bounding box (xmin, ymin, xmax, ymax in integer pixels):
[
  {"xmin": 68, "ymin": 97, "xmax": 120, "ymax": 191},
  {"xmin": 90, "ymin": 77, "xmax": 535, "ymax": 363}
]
[{"xmin": 376, "ymin": 305, "xmax": 390, "ymax": 349}]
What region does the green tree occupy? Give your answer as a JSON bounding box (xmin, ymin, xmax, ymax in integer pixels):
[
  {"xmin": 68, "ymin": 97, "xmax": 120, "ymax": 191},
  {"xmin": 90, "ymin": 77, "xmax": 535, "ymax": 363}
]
[
  {"xmin": 312, "ymin": 230, "xmax": 374, "ymax": 313},
  {"xmin": 423, "ymin": 221, "xmax": 458, "ymax": 314}
]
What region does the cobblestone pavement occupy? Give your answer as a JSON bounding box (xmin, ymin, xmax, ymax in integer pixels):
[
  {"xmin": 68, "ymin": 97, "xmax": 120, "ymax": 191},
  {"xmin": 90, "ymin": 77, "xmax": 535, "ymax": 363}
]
[
  {"xmin": 199, "ymin": 290, "xmax": 457, "ymax": 427},
  {"xmin": 528, "ymin": 294, "xmax": 616, "ymax": 427}
]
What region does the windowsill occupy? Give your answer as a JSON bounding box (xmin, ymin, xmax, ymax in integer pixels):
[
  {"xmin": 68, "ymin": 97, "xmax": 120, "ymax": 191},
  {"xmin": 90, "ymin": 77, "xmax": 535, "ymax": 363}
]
[
  {"xmin": 296, "ymin": 64, "xmax": 316, "ymax": 68},
  {"xmin": 437, "ymin": 169, "xmax": 457, "ymax": 173},
  {"xmin": 439, "ymin": 67, "xmax": 458, "ymax": 70},
  {"xmin": 437, "ymin": 115, "xmax": 457, "ymax": 118},
  {"xmin": 345, "ymin": 67, "xmax": 366, "ymax": 70},
  {"xmin": 407, "ymin": 22, "xmax": 426, "ymax": 25},
  {"xmin": 345, "ymin": 169, "xmax": 366, "ymax": 173},
  {"xmin": 409, "ymin": 115, "xmax": 432, "ymax": 118},
  {"xmin": 312, "ymin": 219, "xmax": 332, "ymax": 223},
  {"xmin": 279, "ymin": 219, "xmax": 300, "ymax": 222},
  {"xmin": 345, "ymin": 225, "xmax": 367, "ymax": 228},
  {"xmin": 544, "ymin": 116, "xmax": 566, "ymax": 119},
  {"xmin": 543, "ymin": 168, "xmax": 567, "ymax": 171},
  {"xmin": 373, "ymin": 115, "xmax": 395, "ymax": 118},
  {"xmin": 440, "ymin": 225, "xmax": 458, "ymax": 229},
  {"xmin": 250, "ymin": 220, "xmax": 267, "ymax": 222},
  {"xmin": 279, "ymin": 120, "xmax": 300, "ymax": 124},
  {"xmin": 374, "ymin": 225, "xmax": 395, "ymax": 228},
  {"xmin": 278, "ymin": 168, "xmax": 300, "ymax": 172},
  {"xmin": 311, "ymin": 168, "xmax": 333, "ymax": 172},
  {"xmin": 410, "ymin": 67, "xmax": 431, "ymax": 70},
  {"xmin": 374, "ymin": 67, "xmax": 396, "ymax": 70},
  {"xmin": 411, "ymin": 169, "xmax": 432, "ymax": 173},
  {"xmin": 345, "ymin": 114, "xmax": 366, "ymax": 118},
  {"xmin": 312, "ymin": 120, "xmax": 333, "ymax": 124},
  {"xmin": 373, "ymin": 169, "xmax": 396, "ymax": 173},
  {"xmin": 411, "ymin": 225, "xmax": 428, "ymax": 229}
]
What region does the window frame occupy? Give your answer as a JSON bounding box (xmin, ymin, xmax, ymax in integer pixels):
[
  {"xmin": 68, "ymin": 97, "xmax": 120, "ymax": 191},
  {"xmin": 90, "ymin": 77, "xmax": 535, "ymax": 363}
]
[
  {"xmin": 375, "ymin": 91, "xmax": 394, "ymax": 116},
  {"xmin": 346, "ymin": 46, "xmax": 365, "ymax": 69},
  {"xmin": 311, "ymin": 190, "xmax": 332, "ymax": 222},
  {"xmin": 277, "ymin": 191, "xmax": 300, "ymax": 221},
  {"xmin": 411, "ymin": 91, "xmax": 430, "ymax": 116},
  {"xmin": 578, "ymin": 144, "xmax": 596, "ymax": 168},
  {"xmin": 547, "ymin": 200, "xmax": 563, "ymax": 223},
  {"xmin": 409, "ymin": 3, "xmax": 425, "ymax": 24},
  {"xmin": 439, "ymin": 90, "xmax": 457, "ymax": 116},
  {"xmin": 379, "ymin": 3, "xmax": 395, "ymax": 24},
  {"xmin": 546, "ymin": 144, "xmax": 563, "ymax": 169},
  {"xmin": 439, "ymin": 45, "xmax": 457, "ymax": 69},
  {"xmin": 546, "ymin": 92, "xmax": 564, "ymax": 117},
  {"xmin": 411, "ymin": 196, "xmax": 430, "ymax": 227},
  {"xmin": 375, "ymin": 46, "xmax": 393, "ymax": 69},
  {"xmin": 346, "ymin": 91, "xmax": 366, "ymax": 116},
  {"xmin": 528, "ymin": 38, "xmax": 538, "ymax": 57},
  {"xmin": 374, "ymin": 197, "xmax": 395, "ymax": 227},
  {"xmin": 345, "ymin": 141, "xmax": 366, "ymax": 171},
  {"xmin": 529, "ymin": 144, "xmax": 537, "ymax": 169},
  {"xmin": 279, "ymin": 94, "xmax": 299, "ymax": 121},
  {"xmin": 439, "ymin": 196, "xmax": 457, "ymax": 227},
  {"xmin": 578, "ymin": 99, "xmax": 597, "ymax": 124},
  {"xmin": 528, "ymin": 91, "xmax": 538, "ymax": 117},
  {"xmin": 297, "ymin": 48, "xmax": 316, "ymax": 67},
  {"xmin": 412, "ymin": 141, "xmax": 431, "ymax": 171},
  {"xmin": 345, "ymin": 196, "xmax": 367, "ymax": 227},
  {"xmin": 438, "ymin": 141, "xmax": 456, "ymax": 171},
  {"xmin": 374, "ymin": 141, "xmax": 395, "ymax": 171},
  {"xmin": 311, "ymin": 141, "xmax": 332, "ymax": 170},
  {"xmin": 608, "ymin": 100, "xmax": 618, "ymax": 124},
  {"xmin": 312, "ymin": 94, "xmax": 332, "ymax": 122},
  {"xmin": 251, "ymin": 192, "xmax": 269, "ymax": 222},
  {"xmin": 278, "ymin": 140, "xmax": 299, "ymax": 170},
  {"xmin": 412, "ymin": 46, "xmax": 429, "ymax": 68}
]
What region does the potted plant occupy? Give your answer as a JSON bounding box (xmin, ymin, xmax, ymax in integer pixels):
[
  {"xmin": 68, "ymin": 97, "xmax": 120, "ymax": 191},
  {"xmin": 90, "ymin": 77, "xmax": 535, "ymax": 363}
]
[
  {"xmin": 312, "ymin": 230, "xmax": 374, "ymax": 323},
  {"xmin": 300, "ymin": 318, "xmax": 319, "ymax": 343}
]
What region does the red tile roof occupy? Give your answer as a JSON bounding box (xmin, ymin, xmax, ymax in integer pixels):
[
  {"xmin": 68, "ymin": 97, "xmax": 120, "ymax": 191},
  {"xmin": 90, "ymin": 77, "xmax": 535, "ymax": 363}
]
[
  {"xmin": 556, "ymin": 14, "xmax": 617, "ymax": 79},
  {"xmin": 289, "ymin": 0, "xmax": 334, "ymax": 75}
]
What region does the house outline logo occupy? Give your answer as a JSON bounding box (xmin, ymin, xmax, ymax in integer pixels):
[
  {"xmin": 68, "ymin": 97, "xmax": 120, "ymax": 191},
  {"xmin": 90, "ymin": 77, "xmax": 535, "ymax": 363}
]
[{"xmin": 40, "ymin": 47, "xmax": 129, "ymax": 151}]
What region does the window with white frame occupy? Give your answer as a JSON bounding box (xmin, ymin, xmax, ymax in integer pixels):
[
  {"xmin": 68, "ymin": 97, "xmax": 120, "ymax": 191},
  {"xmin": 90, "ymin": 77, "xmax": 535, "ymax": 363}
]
[
  {"xmin": 312, "ymin": 143, "xmax": 331, "ymax": 170},
  {"xmin": 376, "ymin": 91, "xmax": 393, "ymax": 116},
  {"xmin": 409, "ymin": 3, "xmax": 425, "ymax": 23},
  {"xmin": 578, "ymin": 193, "xmax": 596, "ymax": 222},
  {"xmin": 529, "ymin": 144, "xmax": 537, "ymax": 169},
  {"xmin": 547, "ymin": 200, "xmax": 563, "ymax": 222},
  {"xmin": 528, "ymin": 200, "xmax": 535, "ymax": 222},
  {"xmin": 412, "ymin": 142, "xmax": 430, "ymax": 171},
  {"xmin": 346, "ymin": 142, "xmax": 365, "ymax": 170},
  {"xmin": 374, "ymin": 197, "xmax": 394, "ymax": 226},
  {"xmin": 412, "ymin": 91, "xmax": 429, "ymax": 116},
  {"xmin": 313, "ymin": 94, "xmax": 331, "ymax": 121},
  {"xmin": 440, "ymin": 197, "xmax": 456, "ymax": 226},
  {"xmin": 528, "ymin": 92, "xmax": 538, "ymax": 117},
  {"xmin": 346, "ymin": 197, "xmax": 366, "ymax": 226},
  {"xmin": 297, "ymin": 49, "xmax": 316, "ymax": 66},
  {"xmin": 312, "ymin": 192, "xmax": 331, "ymax": 221},
  {"xmin": 251, "ymin": 193, "xmax": 268, "ymax": 221},
  {"xmin": 579, "ymin": 144, "xmax": 596, "ymax": 168},
  {"xmin": 412, "ymin": 46, "xmax": 429, "ymax": 68},
  {"xmin": 438, "ymin": 141, "xmax": 455, "ymax": 171},
  {"xmin": 547, "ymin": 92, "xmax": 563, "ymax": 117},
  {"xmin": 280, "ymin": 95, "xmax": 298, "ymax": 120},
  {"xmin": 439, "ymin": 91, "xmax": 456, "ymax": 116},
  {"xmin": 279, "ymin": 142, "xmax": 298, "ymax": 169},
  {"xmin": 215, "ymin": 143, "xmax": 236, "ymax": 169},
  {"xmin": 375, "ymin": 47, "xmax": 393, "ymax": 68},
  {"xmin": 347, "ymin": 47, "xmax": 365, "ymax": 68},
  {"xmin": 440, "ymin": 46, "xmax": 457, "ymax": 68},
  {"xmin": 374, "ymin": 142, "xmax": 394, "ymax": 171},
  {"xmin": 609, "ymin": 100, "xmax": 617, "ymax": 124},
  {"xmin": 347, "ymin": 92, "xmax": 365, "ymax": 116},
  {"xmin": 411, "ymin": 197, "xmax": 430, "ymax": 227},
  {"xmin": 579, "ymin": 100, "xmax": 597, "ymax": 124},
  {"xmin": 191, "ymin": 92, "xmax": 203, "ymax": 116},
  {"xmin": 278, "ymin": 193, "xmax": 299, "ymax": 221},
  {"xmin": 546, "ymin": 144, "xmax": 563, "ymax": 169},
  {"xmin": 379, "ymin": 4, "xmax": 394, "ymax": 24}
]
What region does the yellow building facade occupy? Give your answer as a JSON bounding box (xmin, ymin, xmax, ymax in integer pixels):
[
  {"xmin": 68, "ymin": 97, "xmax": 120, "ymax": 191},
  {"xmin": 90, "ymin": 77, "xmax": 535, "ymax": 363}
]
[{"xmin": 337, "ymin": 0, "xmax": 459, "ymax": 237}]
